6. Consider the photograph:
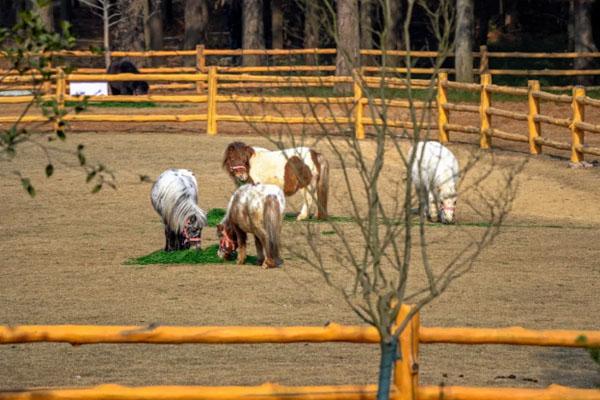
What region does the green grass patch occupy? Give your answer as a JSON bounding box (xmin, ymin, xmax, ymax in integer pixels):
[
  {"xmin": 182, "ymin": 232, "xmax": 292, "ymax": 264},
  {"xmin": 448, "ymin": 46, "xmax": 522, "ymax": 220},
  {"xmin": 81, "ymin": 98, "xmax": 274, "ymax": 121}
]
[
  {"xmin": 321, "ymin": 230, "xmax": 336, "ymax": 236},
  {"xmin": 124, "ymin": 244, "xmax": 257, "ymax": 266},
  {"xmin": 207, "ymin": 208, "xmax": 226, "ymax": 227}
]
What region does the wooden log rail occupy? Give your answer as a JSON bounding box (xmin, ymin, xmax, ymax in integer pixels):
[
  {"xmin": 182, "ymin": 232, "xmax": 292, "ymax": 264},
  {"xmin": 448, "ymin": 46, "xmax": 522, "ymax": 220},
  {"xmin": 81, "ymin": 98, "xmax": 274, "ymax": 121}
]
[{"xmin": 436, "ymin": 72, "xmax": 600, "ymax": 161}]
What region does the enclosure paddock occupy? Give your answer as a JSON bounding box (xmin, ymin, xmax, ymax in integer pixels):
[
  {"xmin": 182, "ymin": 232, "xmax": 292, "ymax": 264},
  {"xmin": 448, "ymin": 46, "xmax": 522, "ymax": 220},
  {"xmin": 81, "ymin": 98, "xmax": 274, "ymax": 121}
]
[{"xmin": 0, "ymin": 133, "xmax": 598, "ymax": 391}]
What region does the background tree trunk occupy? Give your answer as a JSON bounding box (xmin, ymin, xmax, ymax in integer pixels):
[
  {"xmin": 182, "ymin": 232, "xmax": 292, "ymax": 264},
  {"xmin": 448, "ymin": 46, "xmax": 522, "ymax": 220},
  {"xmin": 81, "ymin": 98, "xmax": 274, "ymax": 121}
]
[
  {"xmin": 335, "ymin": 0, "xmax": 359, "ymax": 80},
  {"xmin": 360, "ymin": 0, "xmax": 373, "ymax": 65},
  {"xmin": 271, "ymin": 0, "xmax": 283, "ymax": 48},
  {"xmin": 455, "ymin": 0, "xmax": 474, "ymax": 83},
  {"xmin": 35, "ymin": 0, "xmax": 55, "ymax": 31},
  {"xmin": 242, "ymin": 0, "xmax": 265, "ymax": 66},
  {"xmin": 573, "ymin": 0, "xmax": 598, "ymax": 85},
  {"xmin": 113, "ymin": 0, "xmax": 145, "ymax": 61},
  {"xmin": 382, "ymin": 0, "xmax": 401, "ymax": 67},
  {"xmin": 145, "ymin": 0, "xmax": 164, "ymax": 66},
  {"xmin": 183, "ymin": 0, "xmax": 209, "ymax": 66},
  {"xmin": 303, "ymin": 0, "xmax": 319, "ymax": 64}
]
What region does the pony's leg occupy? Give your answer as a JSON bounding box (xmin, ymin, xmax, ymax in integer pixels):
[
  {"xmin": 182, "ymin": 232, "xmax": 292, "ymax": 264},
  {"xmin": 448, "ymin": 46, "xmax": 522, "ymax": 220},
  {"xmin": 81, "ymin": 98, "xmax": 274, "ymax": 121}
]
[
  {"xmin": 297, "ymin": 187, "xmax": 315, "ymax": 221},
  {"xmin": 235, "ymin": 228, "xmax": 247, "ymax": 265},
  {"xmin": 164, "ymin": 226, "xmax": 171, "ymax": 251},
  {"xmin": 428, "ymin": 192, "xmax": 439, "ymax": 222},
  {"xmin": 254, "ymin": 236, "xmax": 265, "ymax": 266}
]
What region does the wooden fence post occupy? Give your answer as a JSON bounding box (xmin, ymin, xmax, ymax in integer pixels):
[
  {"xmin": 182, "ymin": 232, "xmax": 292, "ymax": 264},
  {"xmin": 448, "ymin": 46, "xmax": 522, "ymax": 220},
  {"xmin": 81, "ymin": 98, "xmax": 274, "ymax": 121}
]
[
  {"xmin": 437, "ymin": 72, "xmax": 449, "ymax": 143},
  {"xmin": 55, "ymin": 68, "xmax": 65, "ymax": 134},
  {"xmin": 571, "ymin": 86, "xmax": 585, "ymax": 163},
  {"xmin": 394, "ymin": 305, "xmax": 420, "ymax": 400},
  {"xmin": 196, "ymin": 45, "xmax": 206, "ymax": 94},
  {"xmin": 479, "ymin": 73, "xmax": 492, "ymax": 149},
  {"xmin": 353, "ymin": 69, "xmax": 365, "ymax": 140},
  {"xmin": 527, "ymin": 80, "xmax": 542, "ymax": 155},
  {"xmin": 479, "ymin": 45, "xmax": 489, "ymax": 75},
  {"xmin": 207, "ymin": 66, "xmax": 218, "ymax": 136}
]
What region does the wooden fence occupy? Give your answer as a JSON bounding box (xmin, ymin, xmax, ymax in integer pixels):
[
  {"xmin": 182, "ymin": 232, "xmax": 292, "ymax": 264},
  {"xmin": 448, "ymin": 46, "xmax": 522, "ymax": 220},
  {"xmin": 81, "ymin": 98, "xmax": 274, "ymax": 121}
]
[
  {"xmin": 1, "ymin": 306, "xmax": 599, "ymax": 400},
  {"xmin": 1, "ymin": 66, "xmax": 600, "ymax": 162},
  {"xmin": 436, "ymin": 72, "xmax": 600, "ymax": 163},
  {"xmin": 3, "ymin": 46, "xmax": 600, "ymax": 90}
]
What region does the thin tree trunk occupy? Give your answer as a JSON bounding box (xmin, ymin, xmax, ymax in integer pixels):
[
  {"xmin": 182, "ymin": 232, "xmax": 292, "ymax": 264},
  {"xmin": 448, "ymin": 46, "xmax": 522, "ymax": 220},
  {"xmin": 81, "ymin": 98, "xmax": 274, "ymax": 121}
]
[
  {"xmin": 360, "ymin": 0, "xmax": 372, "ymax": 65},
  {"xmin": 383, "ymin": 0, "xmax": 401, "ymax": 67},
  {"xmin": 271, "ymin": 0, "xmax": 283, "ymax": 48},
  {"xmin": 376, "ymin": 340, "xmax": 397, "ymax": 400},
  {"xmin": 573, "ymin": 0, "xmax": 597, "ymax": 85},
  {"xmin": 455, "ymin": 0, "xmax": 474, "ymax": 83},
  {"xmin": 183, "ymin": 0, "xmax": 209, "ymax": 66},
  {"xmin": 242, "ymin": 0, "xmax": 265, "ymax": 66},
  {"xmin": 303, "ymin": 0, "xmax": 319, "ymax": 64},
  {"xmin": 335, "ymin": 0, "xmax": 359, "ymax": 81},
  {"xmin": 103, "ymin": 1, "xmax": 111, "ymax": 67},
  {"xmin": 146, "ymin": 0, "xmax": 164, "ymax": 53}
]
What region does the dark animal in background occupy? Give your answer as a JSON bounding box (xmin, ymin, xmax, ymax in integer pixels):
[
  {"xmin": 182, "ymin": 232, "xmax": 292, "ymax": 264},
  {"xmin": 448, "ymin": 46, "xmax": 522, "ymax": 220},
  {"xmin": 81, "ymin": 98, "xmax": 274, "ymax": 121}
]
[
  {"xmin": 106, "ymin": 60, "xmax": 149, "ymax": 95},
  {"xmin": 151, "ymin": 169, "xmax": 208, "ymax": 251}
]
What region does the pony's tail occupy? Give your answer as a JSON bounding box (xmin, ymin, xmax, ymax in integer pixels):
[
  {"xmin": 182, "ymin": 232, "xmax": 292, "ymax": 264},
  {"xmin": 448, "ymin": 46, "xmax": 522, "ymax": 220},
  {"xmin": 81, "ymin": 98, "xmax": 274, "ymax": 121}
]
[
  {"xmin": 264, "ymin": 194, "xmax": 282, "ymax": 265},
  {"xmin": 316, "ymin": 153, "xmax": 329, "ymax": 220}
]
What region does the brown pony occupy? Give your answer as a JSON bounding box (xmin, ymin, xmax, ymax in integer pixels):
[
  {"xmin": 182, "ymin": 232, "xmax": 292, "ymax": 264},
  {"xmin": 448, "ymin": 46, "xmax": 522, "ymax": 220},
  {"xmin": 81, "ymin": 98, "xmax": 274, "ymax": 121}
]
[
  {"xmin": 222, "ymin": 142, "xmax": 329, "ymax": 221},
  {"xmin": 217, "ymin": 183, "xmax": 285, "ymax": 269}
]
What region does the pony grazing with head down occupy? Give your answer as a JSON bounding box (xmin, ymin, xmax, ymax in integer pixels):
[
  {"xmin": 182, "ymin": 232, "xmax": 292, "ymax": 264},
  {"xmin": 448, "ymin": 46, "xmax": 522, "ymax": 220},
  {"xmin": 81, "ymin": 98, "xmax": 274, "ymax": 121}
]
[
  {"xmin": 409, "ymin": 141, "xmax": 459, "ymax": 224},
  {"xmin": 217, "ymin": 183, "xmax": 285, "ymax": 268},
  {"xmin": 151, "ymin": 169, "xmax": 208, "ymax": 251},
  {"xmin": 222, "ymin": 142, "xmax": 329, "ymax": 221}
]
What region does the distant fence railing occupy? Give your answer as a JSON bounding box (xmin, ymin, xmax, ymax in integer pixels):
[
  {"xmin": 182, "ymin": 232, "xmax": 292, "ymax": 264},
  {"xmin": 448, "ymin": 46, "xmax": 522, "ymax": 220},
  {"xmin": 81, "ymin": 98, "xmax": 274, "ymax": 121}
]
[
  {"xmin": 1, "ymin": 306, "xmax": 599, "ymax": 400},
  {"xmin": 1, "ymin": 66, "xmax": 600, "ymax": 162},
  {"xmin": 3, "ymin": 46, "xmax": 600, "ymax": 89}
]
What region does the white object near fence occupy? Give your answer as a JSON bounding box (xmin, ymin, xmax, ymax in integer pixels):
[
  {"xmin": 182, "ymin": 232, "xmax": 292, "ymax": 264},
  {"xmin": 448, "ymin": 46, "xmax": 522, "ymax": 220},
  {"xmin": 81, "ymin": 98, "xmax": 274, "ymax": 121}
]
[{"xmin": 69, "ymin": 82, "xmax": 108, "ymax": 96}]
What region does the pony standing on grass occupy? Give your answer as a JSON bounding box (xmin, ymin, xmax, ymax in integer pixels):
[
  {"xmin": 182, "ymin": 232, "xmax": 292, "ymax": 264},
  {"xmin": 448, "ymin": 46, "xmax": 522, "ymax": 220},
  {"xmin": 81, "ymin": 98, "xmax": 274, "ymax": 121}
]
[
  {"xmin": 222, "ymin": 142, "xmax": 329, "ymax": 221},
  {"xmin": 409, "ymin": 141, "xmax": 459, "ymax": 224},
  {"xmin": 151, "ymin": 169, "xmax": 208, "ymax": 251},
  {"xmin": 217, "ymin": 183, "xmax": 285, "ymax": 269}
]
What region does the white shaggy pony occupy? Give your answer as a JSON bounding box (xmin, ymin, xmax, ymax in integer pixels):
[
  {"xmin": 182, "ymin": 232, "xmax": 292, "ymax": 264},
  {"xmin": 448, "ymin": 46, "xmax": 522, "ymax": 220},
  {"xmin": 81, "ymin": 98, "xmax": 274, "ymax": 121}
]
[
  {"xmin": 151, "ymin": 169, "xmax": 208, "ymax": 251},
  {"xmin": 409, "ymin": 141, "xmax": 459, "ymax": 224},
  {"xmin": 222, "ymin": 142, "xmax": 328, "ymax": 221},
  {"xmin": 217, "ymin": 183, "xmax": 285, "ymax": 269}
]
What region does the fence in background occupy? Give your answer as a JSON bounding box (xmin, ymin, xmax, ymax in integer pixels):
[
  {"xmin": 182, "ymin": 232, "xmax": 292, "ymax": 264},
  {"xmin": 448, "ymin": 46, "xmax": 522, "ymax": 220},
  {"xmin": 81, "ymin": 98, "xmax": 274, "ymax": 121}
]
[
  {"xmin": 2, "ymin": 66, "xmax": 600, "ymax": 162},
  {"xmin": 3, "ymin": 46, "xmax": 600, "ymax": 91},
  {"xmin": 0, "ymin": 305, "xmax": 599, "ymax": 400}
]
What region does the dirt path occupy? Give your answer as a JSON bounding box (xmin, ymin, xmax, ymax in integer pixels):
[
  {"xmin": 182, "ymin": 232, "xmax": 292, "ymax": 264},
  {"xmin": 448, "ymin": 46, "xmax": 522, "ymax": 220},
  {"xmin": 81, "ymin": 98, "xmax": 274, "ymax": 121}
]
[{"xmin": 0, "ymin": 131, "xmax": 598, "ymax": 390}]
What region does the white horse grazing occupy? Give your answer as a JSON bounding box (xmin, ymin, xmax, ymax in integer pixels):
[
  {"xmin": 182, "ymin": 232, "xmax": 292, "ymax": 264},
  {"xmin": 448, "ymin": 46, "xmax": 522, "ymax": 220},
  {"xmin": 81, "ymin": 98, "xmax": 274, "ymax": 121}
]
[
  {"xmin": 217, "ymin": 183, "xmax": 285, "ymax": 269},
  {"xmin": 409, "ymin": 141, "xmax": 459, "ymax": 224},
  {"xmin": 151, "ymin": 169, "xmax": 208, "ymax": 251},
  {"xmin": 222, "ymin": 142, "xmax": 329, "ymax": 221}
]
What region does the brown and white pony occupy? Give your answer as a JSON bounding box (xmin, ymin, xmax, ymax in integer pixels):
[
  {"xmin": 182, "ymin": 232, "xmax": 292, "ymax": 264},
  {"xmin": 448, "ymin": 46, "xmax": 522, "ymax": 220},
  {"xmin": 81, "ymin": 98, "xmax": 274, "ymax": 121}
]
[
  {"xmin": 217, "ymin": 183, "xmax": 285, "ymax": 268},
  {"xmin": 222, "ymin": 142, "xmax": 329, "ymax": 220}
]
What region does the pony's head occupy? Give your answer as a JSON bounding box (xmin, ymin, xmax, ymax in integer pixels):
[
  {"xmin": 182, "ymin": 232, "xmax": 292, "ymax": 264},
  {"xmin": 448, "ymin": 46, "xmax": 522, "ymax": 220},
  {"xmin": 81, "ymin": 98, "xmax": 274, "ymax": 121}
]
[
  {"xmin": 439, "ymin": 194, "xmax": 457, "ymax": 224},
  {"xmin": 223, "ymin": 142, "xmax": 255, "ymax": 184},
  {"xmin": 183, "ymin": 214, "xmax": 206, "ymax": 249},
  {"xmin": 216, "ymin": 223, "xmax": 238, "ymax": 260}
]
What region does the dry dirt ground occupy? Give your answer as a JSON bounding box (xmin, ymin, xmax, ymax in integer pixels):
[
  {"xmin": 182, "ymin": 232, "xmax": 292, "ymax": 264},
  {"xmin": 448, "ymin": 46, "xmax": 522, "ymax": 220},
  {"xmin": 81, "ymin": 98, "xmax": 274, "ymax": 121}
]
[{"xmin": 0, "ymin": 107, "xmax": 599, "ymax": 391}]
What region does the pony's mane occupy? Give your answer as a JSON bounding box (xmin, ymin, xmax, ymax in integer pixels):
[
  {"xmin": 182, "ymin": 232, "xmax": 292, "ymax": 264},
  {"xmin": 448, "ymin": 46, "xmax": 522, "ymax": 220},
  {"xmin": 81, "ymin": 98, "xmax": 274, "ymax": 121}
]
[{"xmin": 151, "ymin": 169, "xmax": 207, "ymax": 233}]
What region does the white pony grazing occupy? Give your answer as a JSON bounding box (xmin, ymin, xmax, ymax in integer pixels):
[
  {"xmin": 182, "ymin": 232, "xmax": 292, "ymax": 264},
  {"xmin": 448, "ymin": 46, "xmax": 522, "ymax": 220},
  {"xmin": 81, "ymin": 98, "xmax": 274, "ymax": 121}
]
[
  {"xmin": 217, "ymin": 183, "xmax": 285, "ymax": 269},
  {"xmin": 223, "ymin": 142, "xmax": 328, "ymax": 221},
  {"xmin": 151, "ymin": 169, "xmax": 208, "ymax": 251},
  {"xmin": 409, "ymin": 141, "xmax": 459, "ymax": 224}
]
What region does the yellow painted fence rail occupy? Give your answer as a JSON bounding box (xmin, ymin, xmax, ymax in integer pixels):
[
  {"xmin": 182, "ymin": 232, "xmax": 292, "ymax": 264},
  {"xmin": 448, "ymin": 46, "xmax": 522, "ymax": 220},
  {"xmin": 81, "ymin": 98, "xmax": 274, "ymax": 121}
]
[{"xmin": 1, "ymin": 306, "xmax": 599, "ymax": 400}]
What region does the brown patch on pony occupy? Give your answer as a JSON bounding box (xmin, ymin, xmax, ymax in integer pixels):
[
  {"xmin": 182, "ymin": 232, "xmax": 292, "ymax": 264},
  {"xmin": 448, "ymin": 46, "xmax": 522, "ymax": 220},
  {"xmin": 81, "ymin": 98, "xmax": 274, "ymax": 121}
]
[
  {"xmin": 310, "ymin": 149, "xmax": 329, "ymax": 219},
  {"xmin": 283, "ymin": 156, "xmax": 312, "ymax": 196},
  {"xmin": 222, "ymin": 142, "xmax": 255, "ymax": 183}
]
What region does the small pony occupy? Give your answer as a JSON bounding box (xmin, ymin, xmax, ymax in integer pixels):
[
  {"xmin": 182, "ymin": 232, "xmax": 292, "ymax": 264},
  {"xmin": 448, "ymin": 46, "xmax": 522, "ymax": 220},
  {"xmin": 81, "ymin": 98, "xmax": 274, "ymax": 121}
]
[
  {"xmin": 107, "ymin": 60, "xmax": 149, "ymax": 95},
  {"xmin": 217, "ymin": 183, "xmax": 285, "ymax": 268},
  {"xmin": 409, "ymin": 141, "xmax": 459, "ymax": 224},
  {"xmin": 222, "ymin": 142, "xmax": 329, "ymax": 221},
  {"xmin": 151, "ymin": 169, "xmax": 208, "ymax": 251}
]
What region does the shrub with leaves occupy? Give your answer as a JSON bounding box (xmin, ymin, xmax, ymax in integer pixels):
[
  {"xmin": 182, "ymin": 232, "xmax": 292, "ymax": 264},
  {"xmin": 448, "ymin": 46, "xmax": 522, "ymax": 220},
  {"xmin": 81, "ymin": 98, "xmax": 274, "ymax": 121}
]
[{"xmin": 0, "ymin": 0, "xmax": 114, "ymax": 196}]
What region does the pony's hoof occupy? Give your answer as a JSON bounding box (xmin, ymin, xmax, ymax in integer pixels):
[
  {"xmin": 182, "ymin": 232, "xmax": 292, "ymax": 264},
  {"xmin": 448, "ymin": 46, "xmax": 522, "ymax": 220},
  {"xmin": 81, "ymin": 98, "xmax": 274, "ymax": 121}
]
[
  {"xmin": 236, "ymin": 258, "xmax": 246, "ymax": 265},
  {"xmin": 256, "ymin": 259, "xmax": 265, "ymax": 266},
  {"xmin": 296, "ymin": 214, "xmax": 308, "ymax": 221},
  {"xmin": 262, "ymin": 259, "xmax": 278, "ymax": 269}
]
